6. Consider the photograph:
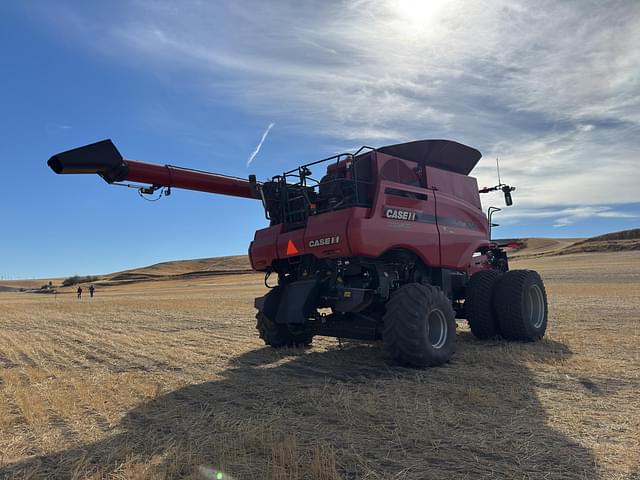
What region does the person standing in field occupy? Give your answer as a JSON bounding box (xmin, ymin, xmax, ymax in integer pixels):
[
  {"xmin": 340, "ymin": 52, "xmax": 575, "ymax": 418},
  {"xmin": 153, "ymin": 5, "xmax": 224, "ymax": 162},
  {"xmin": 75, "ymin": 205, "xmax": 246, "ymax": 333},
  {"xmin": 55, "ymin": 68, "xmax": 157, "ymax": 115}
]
[
  {"xmin": 89, "ymin": 285, "xmax": 95, "ymax": 298},
  {"xmin": 77, "ymin": 286, "xmax": 82, "ymax": 299}
]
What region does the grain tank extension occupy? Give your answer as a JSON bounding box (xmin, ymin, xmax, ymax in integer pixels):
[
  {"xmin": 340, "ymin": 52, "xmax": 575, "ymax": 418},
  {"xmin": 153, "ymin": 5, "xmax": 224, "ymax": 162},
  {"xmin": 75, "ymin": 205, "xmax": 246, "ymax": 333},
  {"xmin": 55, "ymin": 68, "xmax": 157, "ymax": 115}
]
[{"xmin": 48, "ymin": 138, "xmax": 548, "ymax": 367}]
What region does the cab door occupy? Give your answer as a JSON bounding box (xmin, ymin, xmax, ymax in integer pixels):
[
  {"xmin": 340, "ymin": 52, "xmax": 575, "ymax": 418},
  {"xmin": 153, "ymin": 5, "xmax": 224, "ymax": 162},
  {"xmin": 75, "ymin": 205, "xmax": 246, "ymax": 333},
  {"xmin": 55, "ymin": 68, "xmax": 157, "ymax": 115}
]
[
  {"xmin": 427, "ymin": 167, "xmax": 489, "ymax": 270},
  {"xmin": 349, "ymin": 157, "xmax": 441, "ymax": 266}
]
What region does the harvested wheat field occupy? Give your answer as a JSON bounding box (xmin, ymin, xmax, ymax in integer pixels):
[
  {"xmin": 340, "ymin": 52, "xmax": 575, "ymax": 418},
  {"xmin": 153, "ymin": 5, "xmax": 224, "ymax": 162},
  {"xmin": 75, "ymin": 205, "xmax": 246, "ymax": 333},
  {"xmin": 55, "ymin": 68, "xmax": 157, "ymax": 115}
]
[{"xmin": 1, "ymin": 251, "xmax": 639, "ymax": 479}]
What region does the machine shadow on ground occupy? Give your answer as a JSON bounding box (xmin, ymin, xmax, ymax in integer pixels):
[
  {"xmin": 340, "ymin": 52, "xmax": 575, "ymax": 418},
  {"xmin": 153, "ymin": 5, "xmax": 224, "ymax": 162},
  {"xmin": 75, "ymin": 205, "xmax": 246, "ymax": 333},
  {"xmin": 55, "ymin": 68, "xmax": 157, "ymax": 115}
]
[{"xmin": 1, "ymin": 335, "xmax": 599, "ymax": 479}]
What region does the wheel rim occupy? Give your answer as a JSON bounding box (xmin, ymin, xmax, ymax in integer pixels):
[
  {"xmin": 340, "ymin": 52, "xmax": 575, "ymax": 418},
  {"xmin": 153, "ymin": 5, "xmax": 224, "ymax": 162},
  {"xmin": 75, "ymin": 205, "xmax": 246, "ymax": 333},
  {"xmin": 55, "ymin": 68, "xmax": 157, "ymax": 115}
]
[
  {"xmin": 427, "ymin": 308, "xmax": 448, "ymax": 349},
  {"xmin": 527, "ymin": 284, "xmax": 545, "ymax": 329}
]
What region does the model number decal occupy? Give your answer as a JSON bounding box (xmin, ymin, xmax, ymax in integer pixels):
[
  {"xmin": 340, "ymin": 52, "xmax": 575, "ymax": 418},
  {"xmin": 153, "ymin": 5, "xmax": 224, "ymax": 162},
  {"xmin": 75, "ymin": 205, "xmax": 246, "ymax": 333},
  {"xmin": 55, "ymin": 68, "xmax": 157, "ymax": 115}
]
[
  {"xmin": 308, "ymin": 235, "xmax": 340, "ymax": 248},
  {"xmin": 385, "ymin": 208, "xmax": 417, "ymax": 221}
]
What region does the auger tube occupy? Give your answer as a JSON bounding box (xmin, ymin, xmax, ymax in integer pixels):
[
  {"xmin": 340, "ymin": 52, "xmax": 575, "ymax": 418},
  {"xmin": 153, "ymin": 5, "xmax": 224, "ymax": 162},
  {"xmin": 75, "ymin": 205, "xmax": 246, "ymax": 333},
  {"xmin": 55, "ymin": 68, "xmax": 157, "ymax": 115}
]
[{"xmin": 47, "ymin": 139, "xmax": 259, "ymax": 199}]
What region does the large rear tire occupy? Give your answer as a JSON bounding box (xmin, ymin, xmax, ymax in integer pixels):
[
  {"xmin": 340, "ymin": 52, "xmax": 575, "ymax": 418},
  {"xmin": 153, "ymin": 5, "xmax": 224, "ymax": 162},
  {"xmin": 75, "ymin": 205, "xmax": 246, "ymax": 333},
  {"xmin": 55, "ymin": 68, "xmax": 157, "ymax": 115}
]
[
  {"xmin": 465, "ymin": 269, "xmax": 502, "ymax": 339},
  {"xmin": 383, "ymin": 283, "xmax": 456, "ymax": 367},
  {"xmin": 494, "ymin": 270, "xmax": 548, "ymax": 341},
  {"xmin": 256, "ymin": 288, "xmax": 313, "ymax": 348}
]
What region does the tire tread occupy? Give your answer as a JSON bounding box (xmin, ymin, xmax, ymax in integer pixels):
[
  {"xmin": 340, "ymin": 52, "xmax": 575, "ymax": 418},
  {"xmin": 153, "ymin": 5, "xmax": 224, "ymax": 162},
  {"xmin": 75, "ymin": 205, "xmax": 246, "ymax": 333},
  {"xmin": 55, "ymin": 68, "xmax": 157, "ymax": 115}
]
[
  {"xmin": 382, "ymin": 283, "xmax": 456, "ymax": 367},
  {"xmin": 494, "ymin": 269, "xmax": 548, "ymax": 341},
  {"xmin": 465, "ymin": 270, "xmax": 502, "ymax": 339}
]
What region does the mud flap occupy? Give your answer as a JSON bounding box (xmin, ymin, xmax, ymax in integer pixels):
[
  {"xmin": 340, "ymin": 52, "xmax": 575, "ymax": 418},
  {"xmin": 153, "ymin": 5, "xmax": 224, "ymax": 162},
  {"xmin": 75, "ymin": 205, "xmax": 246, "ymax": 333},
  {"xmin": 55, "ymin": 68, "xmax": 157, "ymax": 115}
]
[
  {"xmin": 275, "ymin": 278, "xmax": 319, "ymax": 324},
  {"xmin": 254, "ymin": 288, "xmax": 282, "ymax": 322}
]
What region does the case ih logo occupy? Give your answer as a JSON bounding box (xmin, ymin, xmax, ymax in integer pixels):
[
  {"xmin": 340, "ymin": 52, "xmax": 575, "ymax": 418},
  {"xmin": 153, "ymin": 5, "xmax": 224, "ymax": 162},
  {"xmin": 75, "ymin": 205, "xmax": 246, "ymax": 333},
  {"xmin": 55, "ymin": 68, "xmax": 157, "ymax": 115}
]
[
  {"xmin": 385, "ymin": 208, "xmax": 417, "ymax": 221},
  {"xmin": 308, "ymin": 236, "xmax": 340, "ymax": 248}
]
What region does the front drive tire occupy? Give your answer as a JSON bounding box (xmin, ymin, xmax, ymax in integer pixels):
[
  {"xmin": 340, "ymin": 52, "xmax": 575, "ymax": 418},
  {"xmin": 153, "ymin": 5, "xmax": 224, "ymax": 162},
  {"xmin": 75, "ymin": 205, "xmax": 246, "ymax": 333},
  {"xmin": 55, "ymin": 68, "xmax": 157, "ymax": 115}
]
[
  {"xmin": 383, "ymin": 283, "xmax": 456, "ymax": 367},
  {"xmin": 465, "ymin": 269, "xmax": 502, "ymax": 339},
  {"xmin": 255, "ymin": 288, "xmax": 313, "ymax": 348},
  {"xmin": 494, "ymin": 270, "xmax": 548, "ymax": 341}
]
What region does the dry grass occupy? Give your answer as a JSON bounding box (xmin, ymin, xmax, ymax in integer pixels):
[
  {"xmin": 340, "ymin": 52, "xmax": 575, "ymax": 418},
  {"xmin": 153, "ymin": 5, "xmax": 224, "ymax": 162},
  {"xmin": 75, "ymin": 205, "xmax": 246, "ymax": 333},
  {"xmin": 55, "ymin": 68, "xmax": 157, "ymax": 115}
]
[{"xmin": 0, "ymin": 253, "xmax": 639, "ymax": 479}]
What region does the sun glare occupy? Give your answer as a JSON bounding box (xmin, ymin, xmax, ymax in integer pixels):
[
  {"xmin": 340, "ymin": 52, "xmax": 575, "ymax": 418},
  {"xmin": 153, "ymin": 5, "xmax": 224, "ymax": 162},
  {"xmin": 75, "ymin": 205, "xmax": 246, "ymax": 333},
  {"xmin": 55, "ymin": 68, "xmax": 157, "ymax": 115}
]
[{"xmin": 392, "ymin": 0, "xmax": 448, "ymax": 33}]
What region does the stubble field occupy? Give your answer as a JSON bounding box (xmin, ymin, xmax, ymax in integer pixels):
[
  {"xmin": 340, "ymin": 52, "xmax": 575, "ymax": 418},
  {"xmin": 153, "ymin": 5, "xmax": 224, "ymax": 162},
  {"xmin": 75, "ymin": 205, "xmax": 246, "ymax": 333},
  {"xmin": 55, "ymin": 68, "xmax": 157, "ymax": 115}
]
[{"xmin": 0, "ymin": 252, "xmax": 638, "ymax": 479}]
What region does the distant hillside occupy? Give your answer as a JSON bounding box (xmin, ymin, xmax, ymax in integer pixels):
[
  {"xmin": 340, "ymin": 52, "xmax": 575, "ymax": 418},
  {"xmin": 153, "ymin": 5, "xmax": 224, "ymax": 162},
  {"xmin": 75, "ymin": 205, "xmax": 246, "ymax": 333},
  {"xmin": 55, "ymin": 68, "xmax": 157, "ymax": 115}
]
[
  {"xmin": 504, "ymin": 237, "xmax": 582, "ymax": 258},
  {"xmin": 554, "ymin": 228, "xmax": 640, "ymax": 256},
  {"xmin": 107, "ymin": 255, "xmax": 251, "ymax": 278},
  {"xmin": 579, "ymin": 228, "xmax": 639, "ymax": 243},
  {"xmin": 98, "ymin": 255, "xmax": 253, "ymax": 286},
  {"xmin": 502, "ymin": 228, "xmax": 639, "ymax": 259}
]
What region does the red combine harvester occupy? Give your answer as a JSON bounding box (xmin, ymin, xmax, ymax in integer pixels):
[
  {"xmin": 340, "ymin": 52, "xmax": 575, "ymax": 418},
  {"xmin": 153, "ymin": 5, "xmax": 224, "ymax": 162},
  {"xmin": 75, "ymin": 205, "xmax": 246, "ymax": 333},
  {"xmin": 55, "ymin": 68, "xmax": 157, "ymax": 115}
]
[{"xmin": 48, "ymin": 139, "xmax": 548, "ymax": 366}]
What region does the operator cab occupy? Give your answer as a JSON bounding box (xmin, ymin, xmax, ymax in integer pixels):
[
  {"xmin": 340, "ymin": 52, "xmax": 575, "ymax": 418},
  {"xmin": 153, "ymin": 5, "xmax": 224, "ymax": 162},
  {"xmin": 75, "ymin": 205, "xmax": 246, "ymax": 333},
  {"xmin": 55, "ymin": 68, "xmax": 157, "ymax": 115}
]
[{"xmin": 261, "ymin": 149, "xmax": 375, "ymax": 230}]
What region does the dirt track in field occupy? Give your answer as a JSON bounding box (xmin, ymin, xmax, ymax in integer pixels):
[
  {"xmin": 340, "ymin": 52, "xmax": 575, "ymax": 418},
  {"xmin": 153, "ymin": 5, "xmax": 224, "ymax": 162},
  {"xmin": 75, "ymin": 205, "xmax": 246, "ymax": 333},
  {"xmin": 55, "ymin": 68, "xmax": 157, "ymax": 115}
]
[{"xmin": 0, "ymin": 252, "xmax": 639, "ymax": 479}]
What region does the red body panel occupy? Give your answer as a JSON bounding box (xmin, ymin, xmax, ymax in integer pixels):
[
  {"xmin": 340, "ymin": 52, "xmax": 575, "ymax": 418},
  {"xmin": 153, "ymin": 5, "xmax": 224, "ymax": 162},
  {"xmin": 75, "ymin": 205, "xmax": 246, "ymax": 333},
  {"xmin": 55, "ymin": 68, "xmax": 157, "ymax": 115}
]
[
  {"xmin": 348, "ymin": 181, "xmax": 440, "ymax": 266},
  {"xmin": 425, "ymin": 166, "xmax": 490, "ymax": 270},
  {"xmin": 250, "ymin": 209, "xmax": 356, "ymax": 269},
  {"xmin": 250, "ymin": 226, "xmax": 280, "ymax": 270},
  {"xmin": 249, "ymin": 152, "xmax": 491, "ymax": 275},
  {"xmin": 303, "ymin": 209, "xmax": 353, "ymax": 258},
  {"xmin": 425, "ymin": 166, "xmax": 482, "ymax": 209},
  {"xmin": 432, "ymin": 191, "xmax": 489, "ymax": 270}
]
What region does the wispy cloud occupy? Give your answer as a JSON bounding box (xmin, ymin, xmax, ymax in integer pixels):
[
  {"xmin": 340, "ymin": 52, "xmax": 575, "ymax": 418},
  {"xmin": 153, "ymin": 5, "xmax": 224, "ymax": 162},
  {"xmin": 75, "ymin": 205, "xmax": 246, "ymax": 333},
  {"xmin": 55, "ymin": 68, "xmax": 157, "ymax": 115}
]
[
  {"xmin": 247, "ymin": 122, "xmax": 275, "ymax": 167},
  {"xmin": 497, "ymin": 205, "xmax": 639, "ymax": 228}
]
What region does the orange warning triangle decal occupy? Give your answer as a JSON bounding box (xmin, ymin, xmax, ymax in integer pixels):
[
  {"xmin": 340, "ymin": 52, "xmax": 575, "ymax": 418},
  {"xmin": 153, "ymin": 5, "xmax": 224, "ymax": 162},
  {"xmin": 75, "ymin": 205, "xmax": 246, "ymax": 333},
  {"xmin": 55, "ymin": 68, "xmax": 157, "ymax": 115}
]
[{"xmin": 286, "ymin": 239, "xmax": 299, "ymax": 256}]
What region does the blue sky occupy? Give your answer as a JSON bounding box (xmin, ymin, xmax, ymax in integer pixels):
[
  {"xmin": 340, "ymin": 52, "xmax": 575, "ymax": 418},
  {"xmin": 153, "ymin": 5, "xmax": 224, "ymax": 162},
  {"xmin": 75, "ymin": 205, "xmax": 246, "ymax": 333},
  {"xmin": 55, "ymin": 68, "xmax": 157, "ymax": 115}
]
[{"xmin": 1, "ymin": 0, "xmax": 638, "ymax": 279}]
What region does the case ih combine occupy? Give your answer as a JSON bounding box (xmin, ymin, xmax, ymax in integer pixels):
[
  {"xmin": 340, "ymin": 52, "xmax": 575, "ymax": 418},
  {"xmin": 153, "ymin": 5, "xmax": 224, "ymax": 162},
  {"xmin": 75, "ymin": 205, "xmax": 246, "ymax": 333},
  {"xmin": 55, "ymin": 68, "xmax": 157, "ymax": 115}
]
[{"xmin": 48, "ymin": 139, "xmax": 548, "ymax": 367}]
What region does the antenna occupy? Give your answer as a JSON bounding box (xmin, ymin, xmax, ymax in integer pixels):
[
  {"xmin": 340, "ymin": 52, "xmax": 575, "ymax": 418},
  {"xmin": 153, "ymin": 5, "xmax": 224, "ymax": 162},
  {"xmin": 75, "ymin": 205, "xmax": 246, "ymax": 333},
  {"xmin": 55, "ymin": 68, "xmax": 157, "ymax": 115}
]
[{"xmin": 496, "ymin": 157, "xmax": 501, "ymax": 185}]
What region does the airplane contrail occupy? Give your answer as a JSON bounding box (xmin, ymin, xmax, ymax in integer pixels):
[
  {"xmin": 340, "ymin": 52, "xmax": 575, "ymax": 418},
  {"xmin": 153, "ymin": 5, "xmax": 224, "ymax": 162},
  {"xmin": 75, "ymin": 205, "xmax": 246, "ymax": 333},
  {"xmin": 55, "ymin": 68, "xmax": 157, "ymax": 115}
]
[{"xmin": 247, "ymin": 122, "xmax": 275, "ymax": 167}]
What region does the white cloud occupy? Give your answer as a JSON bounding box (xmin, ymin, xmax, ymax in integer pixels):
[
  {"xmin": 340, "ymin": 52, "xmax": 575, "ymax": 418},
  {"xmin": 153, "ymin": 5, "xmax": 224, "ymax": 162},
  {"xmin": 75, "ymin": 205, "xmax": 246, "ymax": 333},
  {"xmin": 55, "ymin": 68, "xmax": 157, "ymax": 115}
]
[
  {"xmin": 551, "ymin": 207, "xmax": 638, "ymax": 228},
  {"xmin": 30, "ymin": 0, "xmax": 640, "ymax": 213},
  {"xmin": 495, "ymin": 205, "xmax": 639, "ymax": 228}
]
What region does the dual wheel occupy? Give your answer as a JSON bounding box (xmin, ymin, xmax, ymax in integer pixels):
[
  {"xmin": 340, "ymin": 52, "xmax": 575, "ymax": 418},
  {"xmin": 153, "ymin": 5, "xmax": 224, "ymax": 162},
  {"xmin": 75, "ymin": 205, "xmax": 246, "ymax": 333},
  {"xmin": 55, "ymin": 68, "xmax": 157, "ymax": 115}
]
[
  {"xmin": 465, "ymin": 269, "xmax": 548, "ymax": 341},
  {"xmin": 381, "ymin": 269, "xmax": 548, "ymax": 366}
]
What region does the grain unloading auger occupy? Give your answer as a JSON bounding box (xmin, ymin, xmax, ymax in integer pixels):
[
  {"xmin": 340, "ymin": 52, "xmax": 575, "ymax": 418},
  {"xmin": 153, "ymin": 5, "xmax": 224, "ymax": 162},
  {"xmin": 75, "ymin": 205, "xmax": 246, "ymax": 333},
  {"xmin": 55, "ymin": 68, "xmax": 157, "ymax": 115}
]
[
  {"xmin": 48, "ymin": 138, "xmax": 548, "ymax": 367},
  {"xmin": 47, "ymin": 139, "xmax": 259, "ymax": 199}
]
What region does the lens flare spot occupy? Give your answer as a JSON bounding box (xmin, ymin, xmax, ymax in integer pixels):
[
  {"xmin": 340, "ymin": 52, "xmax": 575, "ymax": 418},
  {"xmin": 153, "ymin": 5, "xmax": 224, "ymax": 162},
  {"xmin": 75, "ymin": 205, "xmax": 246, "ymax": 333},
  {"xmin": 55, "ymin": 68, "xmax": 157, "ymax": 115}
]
[{"xmin": 198, "ymin": 465, "xmax": 234, "ymax": 480}]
